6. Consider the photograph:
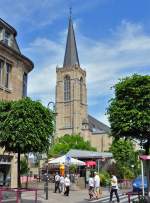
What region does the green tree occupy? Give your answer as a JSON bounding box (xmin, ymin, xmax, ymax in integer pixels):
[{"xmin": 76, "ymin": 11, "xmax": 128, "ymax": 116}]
[
  {"xmin": 110, "ymin": 139, "xmax": 140, "ymax": 178},
  {"xmin": 107, "ymin": 74, "xmax": 150, "ymax": 195},
  {"xmin": 99, "ymin": 170, "xmax": 110, "ymax": 186},
  {"xmin": 20, "ymin": 157, "xmax": 29, "ymax": 175},
  {"xmin": 49, "ymin": 134, "xmax": 96, "ymax": 157},
  {"xmin": 0, "ymin": 97, "xmax": 54, "ymax": 187},
  {"xmin": 107, "ymin": 74, "xmax": 150, "ymax": 154}
]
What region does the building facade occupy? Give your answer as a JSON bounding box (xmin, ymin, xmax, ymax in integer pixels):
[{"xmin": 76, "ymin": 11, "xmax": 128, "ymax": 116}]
[
  {"xmin": 55, "ymin": 16, "xmax": 112, "ymax": 151},
  {"xmin": 0, "ymin": 18, "xmax": 33, "ymax": 187}
]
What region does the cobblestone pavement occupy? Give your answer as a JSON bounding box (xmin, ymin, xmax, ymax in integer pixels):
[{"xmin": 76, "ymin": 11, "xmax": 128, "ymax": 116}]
[
  {"xmin": 21, "ymin": 187, "xmax": 110, "ymax": 203},
  {"xmin": 1, "ymin": 183, "xmax": 133, "ymax": 203},
  {"xmin": 21, "ymin": 188, "xmax": 139, "ymax": 203}
]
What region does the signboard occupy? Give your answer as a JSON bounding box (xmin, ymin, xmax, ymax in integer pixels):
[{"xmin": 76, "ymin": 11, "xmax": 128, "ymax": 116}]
[{"xmin": 65, "ymin": 155, "xmax": 71, "ymax": 165}]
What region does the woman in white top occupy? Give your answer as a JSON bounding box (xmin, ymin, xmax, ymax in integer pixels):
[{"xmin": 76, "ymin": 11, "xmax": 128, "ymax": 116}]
[
  {"xmin": 94, "ymin": 172, "xmax": 100, "ymax": 199},
  {"xmin": 109, "ymin": 175, "xmax": 120, "ymax": 203},
  {"xmin": 64, "ymin": 174, "xmax": 71, "ymax": 196}
]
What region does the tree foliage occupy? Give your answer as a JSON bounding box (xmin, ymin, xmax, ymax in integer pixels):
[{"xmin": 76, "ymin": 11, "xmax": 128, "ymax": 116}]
[
  {"xmin": 49, "ymin": 134, "xmax": 96, "ymax": 157},
  {"xmin": 107, "ymin": 74, "xmax": 150, "ymax": 154},
  {"xmin": 110, "ymin": 138, "xmax": 140, "ymax": 178},
  {"xmin": 0, "ymin": 97, "xmax": 54, "ymax": 153},
  {"xmin": 0, "ymin": 97, "xmax": 54, "ymax": 187},
  {"xmin": 20, "ymin": 157, "xmax": 29, "ymax": 175}
]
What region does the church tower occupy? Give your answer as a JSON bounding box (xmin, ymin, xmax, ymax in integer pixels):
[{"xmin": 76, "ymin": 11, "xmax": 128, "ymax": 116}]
[{"xmin": 55, "ymin": 16, "xmax": 88, "ymax": 137}]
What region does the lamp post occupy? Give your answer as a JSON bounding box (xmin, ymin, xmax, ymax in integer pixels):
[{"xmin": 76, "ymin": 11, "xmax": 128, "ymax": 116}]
[
  {"xmin": 45, "ymin": 101, "xmax": 56, "ymax": 200},
  {"xmin": 47, "ymin": 101, "xmax": 55, "ymax": 110},
  {"xmin": 47, "ymin": 101, "xmax": 56, "ymax": 145},
  {"xmin": 45, "ymin": 163, "xmax": 49, "ymax": 200}
]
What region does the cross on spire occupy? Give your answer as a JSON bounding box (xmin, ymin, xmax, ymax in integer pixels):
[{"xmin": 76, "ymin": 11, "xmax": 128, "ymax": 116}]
[{"xmin": 69, "ymin": 7, "xmax": 72, "ymax": 18}]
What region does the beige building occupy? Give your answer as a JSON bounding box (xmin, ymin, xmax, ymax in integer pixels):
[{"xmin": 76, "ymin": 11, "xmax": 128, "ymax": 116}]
[
  {"xmin": 55, "ymin": 16, "xmax": 112, "ymax": 152},
  {"xmin": 0, "ymin": 18, "xmax": 33, "ymax": 187}
]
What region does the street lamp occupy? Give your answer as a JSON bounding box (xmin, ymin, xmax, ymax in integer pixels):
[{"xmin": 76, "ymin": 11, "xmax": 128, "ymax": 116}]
[
  {"xmin": 47, "ymin": 101, "xmax": 57, "ymax": 145},
  {"xmin": 47, "ymin": 101, "xmax": 55, "ymax": 110},
  {"xmin": 45, "ymin": 101, "xmax": 56, "ymax": 200},
  {"xmin": 44, "ymin": 163, "xmax": 49, "ymax": 200}
]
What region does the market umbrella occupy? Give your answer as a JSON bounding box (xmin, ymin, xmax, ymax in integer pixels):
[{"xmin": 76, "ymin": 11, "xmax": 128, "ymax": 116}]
[
  {"xmin": 48, "ymin": 155, "xmax": 85, "ymax": 166},
  {"xmin": 86, "ymin": 161, "xmax": 96, "ymax": 167}
]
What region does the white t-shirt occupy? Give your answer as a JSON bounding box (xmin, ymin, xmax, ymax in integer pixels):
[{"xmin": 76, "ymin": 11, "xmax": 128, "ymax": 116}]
[
  {"xmin": 60, "ymin": 176, "xmax": 65, "ymax": 184},
  {"xmin": 55, "ymin": 174, "xmax": 60, "ymax": 182},
  {"xmin": 64, "ymin": 177, "xmax": 70, "ymax": 186},
  {"xmin": 111, "ymin": 175, "xmax": 118, "ymax": 189},
  {"xmin": 89, "ymin": 177, "xmax": 94, "ymax": 187},
  {"xmin": 94, "ymin": 175, "xmax": 100, "ymax": 188}
]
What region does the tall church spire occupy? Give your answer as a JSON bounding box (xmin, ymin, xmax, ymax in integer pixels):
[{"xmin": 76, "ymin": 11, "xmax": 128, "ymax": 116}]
[{"xmin": 63, "ymin": 15, "xmax": 80, "ymax": 67}]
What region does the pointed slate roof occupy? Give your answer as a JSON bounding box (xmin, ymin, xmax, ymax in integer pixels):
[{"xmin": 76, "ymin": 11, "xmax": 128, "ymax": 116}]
[
  {"xmin": 0, "ymin": 18, "xmax": 17, "ymax": 36},
  {"xmin": 63, "ymin": 17, "xmax": 80, "ymax": 67},
  {"xmin": 88, "ymin": 114, "xmax": 110, "ymax": 134}
]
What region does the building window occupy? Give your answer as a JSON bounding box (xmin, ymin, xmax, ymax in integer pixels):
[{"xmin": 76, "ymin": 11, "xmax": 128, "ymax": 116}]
[
  {"xmin": 0, "ymin": 27, "xmax": 3, "ymax": 41},
  {"xmin": 4, "ymin": 31, "xmax": 10, "ymax": 45},
  {"xmin": 80, "ymin": 77, "xmax": 83, "ymax": 103},
  {"xmin": 0, "ymin": 60, "xmax": 3, "ymax": 84},
  {"xmin": 0, "ymin": 59, "xmax": 11, "ymax": 89},
  {"xmin": 23, "ymin": 72, "xmax": 27, "ymax": 97},
  {"xmin": 64, "ymin": 75, "xmax": 71, "ymax": 101},
  {"xmin": 64, "ymin": 117, "xmax": 71, "ymax": 128},
  {"xmin": 5, "ymin": 63, "xmax": 11, "ymax": 88}
]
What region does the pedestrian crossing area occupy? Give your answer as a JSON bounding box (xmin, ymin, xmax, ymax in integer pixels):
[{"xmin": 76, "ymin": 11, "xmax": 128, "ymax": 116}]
[{"xmin": 88, "ymin": 193, "xmax": 138, "ymax": 203}]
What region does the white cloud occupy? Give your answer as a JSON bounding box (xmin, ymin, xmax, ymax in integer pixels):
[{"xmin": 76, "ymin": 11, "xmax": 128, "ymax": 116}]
[
  {"xmin": 0, "ymin": 0, "xmax": 65, "ymax": 27},
  {"xmin": 78, "ymin": 20, "xmax": 150, "ymax": 97},
  {"xmin": 0, "ymin": 0, "xmax": 106, "ymax": 29},
  {"xmin": 25, "ymin": 38, "xmax": 64, "ymax": 105},
  {"xmin": 24, "ymin": 20, "xmax": 150, "ymax": 123}
]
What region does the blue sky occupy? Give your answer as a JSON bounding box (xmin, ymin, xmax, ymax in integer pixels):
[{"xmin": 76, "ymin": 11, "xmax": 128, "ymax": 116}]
[{"xmin": 1, "ymin": 0, "xmax": 150, "ymax": 125}]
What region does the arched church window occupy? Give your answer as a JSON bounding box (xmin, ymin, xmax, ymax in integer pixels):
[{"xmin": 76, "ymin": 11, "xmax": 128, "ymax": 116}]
[
  {"xmin": 80, "ymin": 77, "xmax": 83, "ymax": 103},
  {"xmin": 64, "ymin": 75, "xmax": 71, "ymax": 101}
]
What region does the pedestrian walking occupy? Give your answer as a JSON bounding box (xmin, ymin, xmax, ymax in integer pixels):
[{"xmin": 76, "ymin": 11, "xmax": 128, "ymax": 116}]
[
  {"xmin": 64, "ymin": 174, "xmax": 71, "ymax": 196},
  {"xmin": 94, "ymin": 171, "xmax": 100, "ymax": 199},
  {"xmin": 88, "ymin": 173, "xmax": 94, "ymax": 200},
  {"xmin": 59, "ymin": 175, "xmax": 65, "ymax": 193},
  {"xmin": 54, "ymin": 172, "xmax": 60, "ymax": 193},
  {"xmin": 109, "ymin": 175, "xmax": 120, "ymax": 203}
]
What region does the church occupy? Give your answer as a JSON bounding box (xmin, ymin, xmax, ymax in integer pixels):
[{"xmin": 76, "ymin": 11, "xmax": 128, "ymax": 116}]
[{"xmin": 55, "ymin": 15, "xmax": 112, "ymax": 152}]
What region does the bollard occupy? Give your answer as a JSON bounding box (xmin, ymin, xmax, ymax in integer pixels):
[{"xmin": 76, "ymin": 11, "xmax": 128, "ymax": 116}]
[{"xmin": 35, "ymin": 189, "xmax": 37, "ymax": 203}]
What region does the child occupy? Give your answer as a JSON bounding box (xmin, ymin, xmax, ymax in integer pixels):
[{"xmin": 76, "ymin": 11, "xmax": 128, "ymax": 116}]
[{"xmin": 88, "ymin": 174, "xmax": 94, "ymax": 200}]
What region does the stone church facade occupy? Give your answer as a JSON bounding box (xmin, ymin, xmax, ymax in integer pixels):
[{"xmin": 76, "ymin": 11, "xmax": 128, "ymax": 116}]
[
  {"xmin": 0, "ymin": 18, "xmax": 33, "ymax": 187},
  {"xmin": 55, "ymin": 16, "xmax": 112, "ymax": 152}
]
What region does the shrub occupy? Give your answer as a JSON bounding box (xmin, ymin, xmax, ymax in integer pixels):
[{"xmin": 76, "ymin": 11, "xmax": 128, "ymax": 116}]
[{"xmin": 99, "ymin": 170, "xmax": 110, "ymax": 186}]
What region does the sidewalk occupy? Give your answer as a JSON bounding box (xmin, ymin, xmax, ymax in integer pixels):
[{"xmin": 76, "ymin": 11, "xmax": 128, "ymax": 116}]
[
  {"xmin": 21, "ymin": 187, "xmax": 110, "ymax": 203},
  {"xmin": 1, "ymin": 184, "xmax": 131, "ymax": 203}
]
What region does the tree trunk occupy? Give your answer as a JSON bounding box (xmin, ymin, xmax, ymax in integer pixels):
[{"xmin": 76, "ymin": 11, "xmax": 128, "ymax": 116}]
[
  {"xmin": 25, "ymin": 154, "xmax": 29, "ymax": 189},
  {"xmin": 17, "ymin": 147, "xmax": 21, "ymax": 188},
  {"xmin": 145, "ymin": 140, "xmax": 150, "ymax": 155},
  {"xmin": 26, "ymin": 175, "xmax": 29, "ymax": 189}
]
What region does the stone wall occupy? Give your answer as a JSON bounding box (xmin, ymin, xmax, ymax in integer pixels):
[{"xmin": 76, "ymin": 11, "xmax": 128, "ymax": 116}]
[{"xmin": 55, "ymin": 65, "xmax": 88, "ymax": 137}]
